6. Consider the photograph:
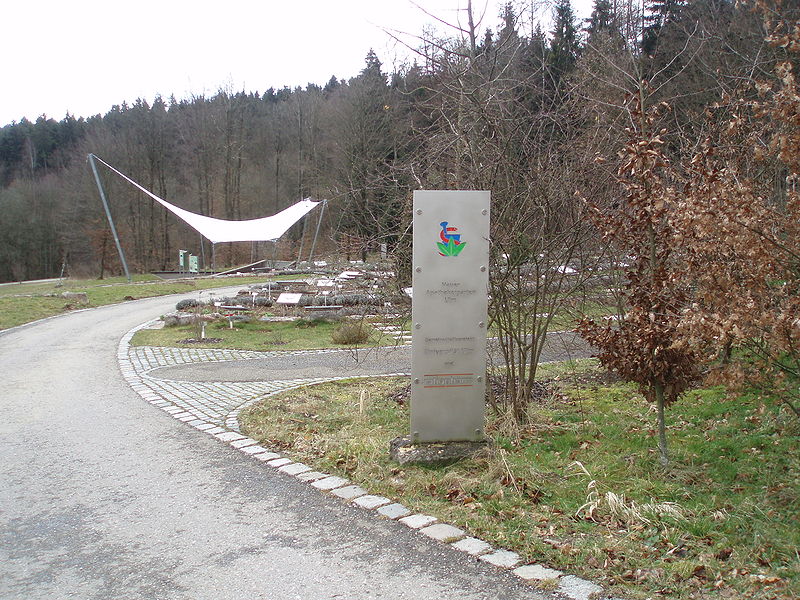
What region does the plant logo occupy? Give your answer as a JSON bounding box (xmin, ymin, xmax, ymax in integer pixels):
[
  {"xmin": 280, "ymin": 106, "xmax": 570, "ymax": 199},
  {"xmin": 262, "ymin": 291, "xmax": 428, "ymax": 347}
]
[{"xmin": 437, "ymin": 221, "xmax": 466, "ymax": 256}]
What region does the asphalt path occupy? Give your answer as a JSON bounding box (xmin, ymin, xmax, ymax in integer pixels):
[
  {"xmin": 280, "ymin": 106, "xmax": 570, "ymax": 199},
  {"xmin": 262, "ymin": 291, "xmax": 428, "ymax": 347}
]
[{"xmin": 0, "ymin": 290, "xmax": 556, "ymax": 600}]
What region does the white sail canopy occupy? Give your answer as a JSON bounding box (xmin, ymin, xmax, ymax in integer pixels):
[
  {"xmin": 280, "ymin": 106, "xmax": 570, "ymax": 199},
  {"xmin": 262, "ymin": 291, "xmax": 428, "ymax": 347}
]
[{"xmin": 91, "ymin": 155, "xmax": 320, "ymax": 244}]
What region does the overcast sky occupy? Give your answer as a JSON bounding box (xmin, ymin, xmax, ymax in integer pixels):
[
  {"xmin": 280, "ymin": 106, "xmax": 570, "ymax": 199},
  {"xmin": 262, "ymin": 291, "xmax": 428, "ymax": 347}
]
[{"xmin": 2, "ymin": 0, "xmax": 594, "ymax": 126}]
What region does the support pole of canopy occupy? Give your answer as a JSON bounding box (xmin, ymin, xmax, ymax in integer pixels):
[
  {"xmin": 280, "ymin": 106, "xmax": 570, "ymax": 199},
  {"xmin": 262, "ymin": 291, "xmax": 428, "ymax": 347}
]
[
  {"xmin": 88, "ymin": 154, "xmax": 131, "ymax": 282},
  {"xmin": 307, "ymin": 199, "xmax": 327, "ymax": 264},
  {"xmin": 295, "ymin": 212, "xmax": 309, "ymax": 267},
  {"xmin": 200, "ymin": 235, "xmax": 206, "ymax": 272},
  {"xmin": 212, "ymin": 243, "xmax": 216, "ymax": 275}
]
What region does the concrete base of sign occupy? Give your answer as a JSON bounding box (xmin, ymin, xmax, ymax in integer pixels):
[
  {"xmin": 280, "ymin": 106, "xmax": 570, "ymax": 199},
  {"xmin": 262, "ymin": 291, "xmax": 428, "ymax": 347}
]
[{"xmin": 389, "ymin": 435, "xmax": 489, "ymax": 465}]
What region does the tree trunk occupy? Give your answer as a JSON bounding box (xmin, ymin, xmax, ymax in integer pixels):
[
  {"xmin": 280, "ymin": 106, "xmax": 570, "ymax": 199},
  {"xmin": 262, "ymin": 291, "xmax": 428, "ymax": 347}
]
[{"xmin": 654, "ymin": 382, "xmax": 669, "ymax": 466}]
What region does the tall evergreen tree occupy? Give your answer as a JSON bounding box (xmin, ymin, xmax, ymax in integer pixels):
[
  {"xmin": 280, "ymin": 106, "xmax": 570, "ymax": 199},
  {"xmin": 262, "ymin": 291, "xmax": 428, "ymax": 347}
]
[
  {"xmin": 336, "ymin": 50, "xmax": 395, "ymax": 259},
  {"xmin": 586, "ymin": 0, "xmax": 615, "ymax": 40},
  {"xmin": 642, "ymin": 0, "xmax": 685, "ymax": 55},
  {"xmin": 549, "ymin": 0, "xmax": 581, "ymax": 86}
]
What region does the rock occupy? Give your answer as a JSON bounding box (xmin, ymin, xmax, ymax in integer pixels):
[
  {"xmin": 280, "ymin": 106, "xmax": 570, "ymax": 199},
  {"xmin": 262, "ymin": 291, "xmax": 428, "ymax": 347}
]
[
  {"xmin": 61, "ymin": 291, "xmax": 88, "ymax": 305},
  {"xmin": 389, "ymin": 436, "xmax": 489, "ymax": 465},
  {"xmin": 162, "ymin": 312, "xmax": 196, "ymax": 327}
]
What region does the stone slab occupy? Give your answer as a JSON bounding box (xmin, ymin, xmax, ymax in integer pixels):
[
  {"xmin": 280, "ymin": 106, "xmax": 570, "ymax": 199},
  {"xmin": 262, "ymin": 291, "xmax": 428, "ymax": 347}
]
[
  {"xmin": 513, "ymin": 564, "xmax": 563, "ymax": 582},
  {"xmin": 479, "ymin": 550, "xmax": 522, "ymax": 569},
  {"xmin": 254, "ymin": 452, "xmax": 282, "ymax": 462},
  {"xmin": 376, "ymin": 503, "xmax": 411, "ymax": 519},
  {"xmin": 230, "ymin": 437, "xmax": 258, "ymax": 448},
  {"xmin": 451, "ymin": 537, "xmax": 492, "ymax": 556},
  {"xmin": 296, "ymin": 471, "xmax": 328, "ymax": 482},
  {"xmin": 278, "ymin": 462, "xmax": 311, "ymax": 475},
  {"xmin": 557, "ymin": 575, "xmax": 604, "ymax": 600},
  {"xmin": 331, "ymin": 485, "xmax": 368, "ymax": 500},
  {"xmin": 240, "ymin": 445, "xmax": 268, "ymax": 455},
  {"xmin": 311, "ymin": 476, "xmax": 349, "ymax": 490},
  {"xmin": 399, "ymin": 514, "xmax": 438, "ymax": 529},
  {"xmin": 267, "ymin": 458, "xmax": 293, "ymax": 468},
  {"xmin": 352, "ymin": 495, "xmax": 391, "ymax": 510},
  {"xmin": 215, "ymin": 431, "xmax": 244, "ymax": 442},
  {"xmin": 389, "ymin": 436, "xmax": 488, "ymax": 465},
  {"xmin": 419, "ymin": 523, "xmax": 466, "ymax": 543}
]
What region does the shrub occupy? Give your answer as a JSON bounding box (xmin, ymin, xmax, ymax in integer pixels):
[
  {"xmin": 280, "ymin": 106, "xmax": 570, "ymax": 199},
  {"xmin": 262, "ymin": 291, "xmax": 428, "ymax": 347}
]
[
  {"xmin": 331, "ymin": 322, "xmax": 369, "ymax": 345},
  {"xmin": 295, "ymin": 316, "xmax": 331, "ymax": 328},
  {"xmin": 175, "ymin": 298, "xmax": 200, "ymax": 310},
  {"xmin": 326, "ymin": 293, "xmax": 382, "ymax": 306}
]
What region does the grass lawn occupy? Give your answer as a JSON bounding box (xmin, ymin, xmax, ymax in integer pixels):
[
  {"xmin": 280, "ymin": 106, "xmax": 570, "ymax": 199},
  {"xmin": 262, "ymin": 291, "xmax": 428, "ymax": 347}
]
[
  {"xmin": 383, "ymin": 299, "xmax": 616, "ymax": 337},
  {"xmin": 131, "ymin": 318, "xmax": 390, "ymax": 351},
  {"xmin": 0, "ymin": 275, "xmax": 272, "ymax": 331},
  {"xmin": 239, "ymin": 360, "xmax": 799, "ymax": 600}
]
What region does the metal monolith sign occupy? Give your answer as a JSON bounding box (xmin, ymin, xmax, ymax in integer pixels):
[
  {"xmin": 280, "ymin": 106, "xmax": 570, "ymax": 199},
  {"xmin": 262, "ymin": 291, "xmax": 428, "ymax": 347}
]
[{"xmin": 411, "ymin": 190, "xmax": 490, "ymax": 443}]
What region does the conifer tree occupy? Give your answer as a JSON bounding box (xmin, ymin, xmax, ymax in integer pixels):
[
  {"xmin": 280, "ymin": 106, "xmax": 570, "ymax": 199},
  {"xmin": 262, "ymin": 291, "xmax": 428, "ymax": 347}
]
[
  {"xmin": 642, "ymin": 0, "xmax": 685, "ymax": 55},
  {"xmin": 586, "ymin": 0, "xmax": 615, "ymax": 40},
  {"xmin": 549, "ymin": 0, "xmax": 581, "ymax": 86}
]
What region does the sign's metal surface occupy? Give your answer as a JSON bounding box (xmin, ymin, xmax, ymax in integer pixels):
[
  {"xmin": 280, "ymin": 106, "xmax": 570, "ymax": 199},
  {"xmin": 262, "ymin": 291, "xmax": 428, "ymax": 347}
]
[{"xmin": 411, "ymin": 190, "xmax": 490, "ymax": 442}]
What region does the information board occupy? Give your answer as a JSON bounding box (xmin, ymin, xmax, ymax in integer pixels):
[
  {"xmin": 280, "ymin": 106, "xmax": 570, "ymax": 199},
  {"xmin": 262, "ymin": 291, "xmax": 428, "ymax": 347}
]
[{"xmin": 411, "ymin": 190, "xmax": 490, "ymax": 442}]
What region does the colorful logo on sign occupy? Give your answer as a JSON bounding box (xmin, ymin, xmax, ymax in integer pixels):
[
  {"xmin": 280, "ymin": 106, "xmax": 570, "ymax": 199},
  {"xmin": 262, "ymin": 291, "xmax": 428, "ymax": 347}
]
[{"xmin": 437, "ymin": 221, "xmax": 466, "ymax": 256}]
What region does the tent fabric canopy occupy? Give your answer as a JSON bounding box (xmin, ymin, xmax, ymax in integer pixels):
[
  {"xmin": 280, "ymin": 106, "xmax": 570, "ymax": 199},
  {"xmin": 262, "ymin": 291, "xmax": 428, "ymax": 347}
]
[{"xmin": 91, "ymin": 155, "xmax": 320, "ymax": 244}]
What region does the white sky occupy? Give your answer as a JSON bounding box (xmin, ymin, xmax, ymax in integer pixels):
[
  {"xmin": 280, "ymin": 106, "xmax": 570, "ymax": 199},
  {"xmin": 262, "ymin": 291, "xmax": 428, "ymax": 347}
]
[{"xmin": 1, "ymin": 0, "xmax": 593, "ymax": 126}]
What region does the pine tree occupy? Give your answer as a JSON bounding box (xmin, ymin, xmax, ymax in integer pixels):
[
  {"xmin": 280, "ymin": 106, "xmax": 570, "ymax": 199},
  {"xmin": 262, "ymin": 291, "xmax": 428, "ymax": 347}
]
[
  {"xmin": 337, "ymin": 50, "xmax": 395, "ymax": 259},
  {"xmin": 549, "ymin": 0, "xmax": 580, "ymax": 85},
  {"xmin": 642, "ymin": 0, "xmax": 685, "ymax": 55},
  {"xmin": 586, "ymin": 0, "xmax": 614, "ymax": 40}
]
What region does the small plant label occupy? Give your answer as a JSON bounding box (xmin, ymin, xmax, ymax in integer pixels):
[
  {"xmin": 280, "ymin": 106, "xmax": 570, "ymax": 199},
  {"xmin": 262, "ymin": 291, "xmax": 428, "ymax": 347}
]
[
  {"xmin": 411, "ymin": 190, "xmax": 490, "ymax": 442},
  {"xmin": 276, "ymin": 292, "xmax": 302, "ymax": 304}
]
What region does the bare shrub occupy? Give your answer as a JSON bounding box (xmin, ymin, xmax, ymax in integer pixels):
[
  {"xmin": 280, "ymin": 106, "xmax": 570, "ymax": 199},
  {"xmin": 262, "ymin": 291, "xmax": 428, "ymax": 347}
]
[{"xmin": 331, "ymin": 322, "xmax": 369, "ymax": 345}]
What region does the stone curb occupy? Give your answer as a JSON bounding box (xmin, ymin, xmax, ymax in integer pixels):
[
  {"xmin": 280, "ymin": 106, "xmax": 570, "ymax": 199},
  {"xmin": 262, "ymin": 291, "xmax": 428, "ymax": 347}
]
[{"xmin": 118, "ymin": 319, "xmax": 615, "ymax": 600}]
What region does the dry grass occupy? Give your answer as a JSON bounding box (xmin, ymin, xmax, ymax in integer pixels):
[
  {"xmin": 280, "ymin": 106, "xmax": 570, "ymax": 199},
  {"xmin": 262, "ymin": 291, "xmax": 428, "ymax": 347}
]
[{"xmin": 239, "ymin": 360, "xmax": 799, "ymax": 600}]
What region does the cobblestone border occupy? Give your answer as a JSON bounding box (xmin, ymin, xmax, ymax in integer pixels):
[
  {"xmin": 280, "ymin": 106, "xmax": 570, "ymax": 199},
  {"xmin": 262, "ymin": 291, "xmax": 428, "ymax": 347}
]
[{"xmin": 118, "ymin": 319, "xmax": 619, "ymax": 600}]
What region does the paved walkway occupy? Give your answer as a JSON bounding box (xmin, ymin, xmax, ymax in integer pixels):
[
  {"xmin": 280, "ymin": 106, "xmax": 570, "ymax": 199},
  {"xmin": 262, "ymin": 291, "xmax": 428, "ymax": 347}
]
[
  {"xmin": 122, "ymin": 321, "xmax": 410, "ymax": 431},
  {"xmin": 123, "ymin": 322, "xmax": 591, "ymax": 434},
  {"xmin": 117, "ymin": 319, "xmax": 609, "ymax": 600},
  {"xmin": 4, "ymin": 289, "xmax": 571, "ymax": 600}
]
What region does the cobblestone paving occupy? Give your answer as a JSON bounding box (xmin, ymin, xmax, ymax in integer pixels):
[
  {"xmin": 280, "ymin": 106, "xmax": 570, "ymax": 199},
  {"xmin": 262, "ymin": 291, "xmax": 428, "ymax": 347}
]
[{"xmin": 119, "ymin": 320, "xmax": 406, "ymax": 432}]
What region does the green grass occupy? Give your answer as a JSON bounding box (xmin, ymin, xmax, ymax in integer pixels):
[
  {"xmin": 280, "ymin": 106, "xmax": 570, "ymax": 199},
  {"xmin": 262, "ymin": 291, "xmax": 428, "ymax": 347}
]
[
  {"xmin": 0, "ymin": 274, "xmax": 159, "ymax": 297},
  {"xmin": 0, "ymin": 275, "xmax": 273, "ymax": 331},
  {"xmin": 131, "ymin": 318, "xmax": 387, "ymax": 351},
  {"xmin": 239, "ymin": 361, "xmax": 799, "ymax": 600}
]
